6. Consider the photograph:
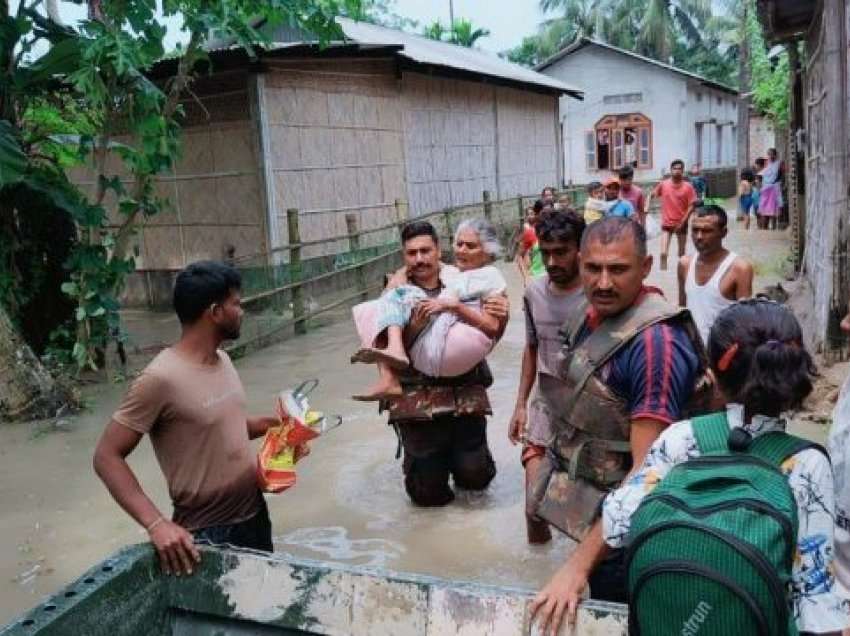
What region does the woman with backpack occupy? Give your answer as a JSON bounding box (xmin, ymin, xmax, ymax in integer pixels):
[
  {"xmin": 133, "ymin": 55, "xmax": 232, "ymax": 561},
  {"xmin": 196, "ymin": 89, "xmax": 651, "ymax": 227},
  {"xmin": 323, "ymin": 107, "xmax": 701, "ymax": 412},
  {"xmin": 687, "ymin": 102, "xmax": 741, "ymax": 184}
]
[{"xmin": 531, "ymin": 298, "xmax": 849, "ymax": 636}]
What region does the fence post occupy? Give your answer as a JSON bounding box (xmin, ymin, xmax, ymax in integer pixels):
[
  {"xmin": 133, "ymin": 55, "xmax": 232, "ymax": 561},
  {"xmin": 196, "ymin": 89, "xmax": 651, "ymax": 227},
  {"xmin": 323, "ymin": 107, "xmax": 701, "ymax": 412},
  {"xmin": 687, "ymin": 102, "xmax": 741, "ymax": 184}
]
[
  {"xmin": 483, "ymin": 190, "xmax": 492, "ymax": 222},
  {"xmin": 346, "ymin": 213, "xmax": 369, "ymax": 302},
  {"xmin": 287, "ymin": 208, "xmax": 306, "ymax": 335},
  {"xmin": 443, "ymin": 208, "xmax": 453, "ymax": 246},
  {"xmin": 517, "ymin": 195, "xmax": 524, "ymax": 222},
  {"xmin": 394, "ymin": 198, "xmax": 408, "ymax": 227}
]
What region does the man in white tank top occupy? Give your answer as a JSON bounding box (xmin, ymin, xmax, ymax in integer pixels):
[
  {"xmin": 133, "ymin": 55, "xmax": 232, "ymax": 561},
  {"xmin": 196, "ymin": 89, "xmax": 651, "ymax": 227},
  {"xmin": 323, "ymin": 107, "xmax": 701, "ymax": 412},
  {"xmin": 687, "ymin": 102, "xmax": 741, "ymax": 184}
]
[{"xmin": 677, "ymin": 204, "xmax": 754, "ymax": 343}]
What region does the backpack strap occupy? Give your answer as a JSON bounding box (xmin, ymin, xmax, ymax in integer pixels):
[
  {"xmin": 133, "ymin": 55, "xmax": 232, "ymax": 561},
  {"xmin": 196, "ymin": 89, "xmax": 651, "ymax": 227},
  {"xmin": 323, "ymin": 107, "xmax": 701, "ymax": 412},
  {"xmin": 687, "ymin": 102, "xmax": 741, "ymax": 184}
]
[
  {"xmin": 747, "ymin": 432, "xmax": 829, "ymax": 469},
  {"xmin": 691, "ymin": 411, "xmax": 730, "ymax": 454}
]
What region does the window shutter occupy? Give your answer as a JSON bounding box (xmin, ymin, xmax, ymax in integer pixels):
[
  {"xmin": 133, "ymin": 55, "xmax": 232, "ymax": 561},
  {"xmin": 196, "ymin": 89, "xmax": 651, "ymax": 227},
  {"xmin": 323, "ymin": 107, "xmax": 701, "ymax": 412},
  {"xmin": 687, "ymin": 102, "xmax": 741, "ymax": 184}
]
[
  {"xmin": 585, "ymin": 131, "xmax": 596, "ymax": 170},
  {"xmin": 639, "ymin": 127, "xmax": 651, "ymax": 168},
  {"xmin": 613, "ymin": 129, "xmax": 624, "ymax": 169}
]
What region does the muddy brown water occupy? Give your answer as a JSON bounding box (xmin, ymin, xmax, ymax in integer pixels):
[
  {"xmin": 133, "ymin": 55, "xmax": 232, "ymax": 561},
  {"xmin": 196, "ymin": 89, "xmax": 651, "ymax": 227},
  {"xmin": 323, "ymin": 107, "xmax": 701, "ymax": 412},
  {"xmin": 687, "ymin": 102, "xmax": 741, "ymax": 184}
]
[{"xmin": 0, "ymin": 221, "xmax": 806, "ymax": 624}]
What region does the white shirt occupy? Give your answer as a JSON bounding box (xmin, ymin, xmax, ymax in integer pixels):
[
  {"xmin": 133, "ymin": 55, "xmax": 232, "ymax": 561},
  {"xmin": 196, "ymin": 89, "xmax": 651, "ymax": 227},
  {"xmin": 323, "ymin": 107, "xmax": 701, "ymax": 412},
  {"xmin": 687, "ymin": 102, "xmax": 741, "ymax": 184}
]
[
  {"xmin": 685, "ymin": 251, "xmax": 738, "ymax": 344},
  {"xmin": 603, "ymin": 404, "xmax": 850, "ymax": 633}
]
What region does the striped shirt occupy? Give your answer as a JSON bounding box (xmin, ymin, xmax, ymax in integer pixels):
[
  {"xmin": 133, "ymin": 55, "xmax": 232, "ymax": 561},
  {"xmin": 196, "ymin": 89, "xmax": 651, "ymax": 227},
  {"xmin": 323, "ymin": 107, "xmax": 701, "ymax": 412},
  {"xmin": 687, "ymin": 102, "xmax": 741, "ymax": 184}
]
[{"xmin": 575, "ymin": 296, "xmax": 700, "ymax": 425}]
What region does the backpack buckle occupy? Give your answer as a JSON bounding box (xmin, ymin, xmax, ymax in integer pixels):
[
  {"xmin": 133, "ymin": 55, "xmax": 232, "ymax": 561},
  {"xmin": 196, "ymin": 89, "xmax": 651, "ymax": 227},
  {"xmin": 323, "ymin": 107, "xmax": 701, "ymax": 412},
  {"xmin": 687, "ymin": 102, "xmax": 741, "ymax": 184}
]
[{"xmin": 728, "ymin": 427, "xmax": 753, "ymax": 452}]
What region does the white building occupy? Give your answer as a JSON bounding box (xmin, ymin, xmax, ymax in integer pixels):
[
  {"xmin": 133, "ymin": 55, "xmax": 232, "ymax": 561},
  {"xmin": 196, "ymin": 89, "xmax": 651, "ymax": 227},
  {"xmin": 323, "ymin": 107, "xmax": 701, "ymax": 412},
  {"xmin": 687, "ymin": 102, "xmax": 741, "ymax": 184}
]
[{"xmin": 536, "ymin": 38, "xmax": 739, "ymax": 186}]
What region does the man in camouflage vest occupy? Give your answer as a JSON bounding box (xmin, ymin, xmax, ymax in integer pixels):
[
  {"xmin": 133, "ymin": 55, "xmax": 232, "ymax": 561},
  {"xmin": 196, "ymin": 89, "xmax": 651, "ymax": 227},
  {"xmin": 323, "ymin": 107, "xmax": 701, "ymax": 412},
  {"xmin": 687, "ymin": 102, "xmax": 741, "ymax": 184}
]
[
  {"xmin": 529, "ymin": 217, "xmax": 705, "ymax": 633},
  {"xmin": 380, "ymin": 221, "xmax": 509, "ymax": 506}
]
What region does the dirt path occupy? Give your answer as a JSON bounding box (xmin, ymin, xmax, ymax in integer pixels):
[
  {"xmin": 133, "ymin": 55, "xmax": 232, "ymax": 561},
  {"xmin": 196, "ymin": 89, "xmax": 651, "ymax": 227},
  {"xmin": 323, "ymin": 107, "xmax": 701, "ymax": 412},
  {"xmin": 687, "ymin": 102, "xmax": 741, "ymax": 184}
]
[{"xmin": 0, "ymin": 212, "xmax": 815, "ymax": 626}]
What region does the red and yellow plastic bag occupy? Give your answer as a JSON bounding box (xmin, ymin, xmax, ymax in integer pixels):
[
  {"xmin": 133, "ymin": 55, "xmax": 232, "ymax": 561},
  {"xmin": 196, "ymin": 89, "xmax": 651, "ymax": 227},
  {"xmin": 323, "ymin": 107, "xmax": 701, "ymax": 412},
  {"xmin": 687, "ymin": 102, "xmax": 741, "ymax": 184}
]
[{"xmin": 257, "ymin": 380, "xmax": 340, "ymax": 494}]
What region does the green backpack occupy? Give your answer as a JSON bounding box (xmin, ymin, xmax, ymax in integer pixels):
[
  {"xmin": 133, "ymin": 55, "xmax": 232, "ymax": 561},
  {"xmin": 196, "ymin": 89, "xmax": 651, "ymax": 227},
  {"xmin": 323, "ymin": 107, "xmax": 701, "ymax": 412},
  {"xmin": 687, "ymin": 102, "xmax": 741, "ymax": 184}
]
[{"xmin": 625, "ymin": 411, "xmax": 823, "ymax": 636}]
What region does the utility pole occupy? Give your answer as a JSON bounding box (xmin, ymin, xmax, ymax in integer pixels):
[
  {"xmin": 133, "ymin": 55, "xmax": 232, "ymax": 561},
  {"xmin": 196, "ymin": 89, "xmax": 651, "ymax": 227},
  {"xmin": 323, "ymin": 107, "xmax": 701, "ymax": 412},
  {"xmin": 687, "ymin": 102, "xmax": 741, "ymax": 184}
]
[{"xmin": 448, "ymin": 0, "xmax": 455, "ymax": 42}]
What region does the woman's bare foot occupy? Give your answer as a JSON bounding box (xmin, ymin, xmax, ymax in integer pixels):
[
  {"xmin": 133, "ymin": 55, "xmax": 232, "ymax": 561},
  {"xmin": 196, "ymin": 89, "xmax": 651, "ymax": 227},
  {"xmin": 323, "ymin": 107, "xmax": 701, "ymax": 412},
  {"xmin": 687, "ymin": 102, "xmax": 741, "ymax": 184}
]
[
  {"xmin": 350, "ymin": 347, "xmax": 409, "ymax": 370},
  {"xmin": 352, "ymin": 377, "xmax": 403, "ymax": 401}
]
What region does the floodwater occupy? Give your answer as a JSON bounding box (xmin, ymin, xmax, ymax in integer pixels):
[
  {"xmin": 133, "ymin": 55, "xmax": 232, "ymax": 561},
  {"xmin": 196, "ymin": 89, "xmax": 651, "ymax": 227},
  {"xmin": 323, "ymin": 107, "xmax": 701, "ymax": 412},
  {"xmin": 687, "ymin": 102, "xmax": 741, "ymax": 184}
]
[{"xmin": 0, "ymin": 220, "xmax": 800, "ymax": 625}]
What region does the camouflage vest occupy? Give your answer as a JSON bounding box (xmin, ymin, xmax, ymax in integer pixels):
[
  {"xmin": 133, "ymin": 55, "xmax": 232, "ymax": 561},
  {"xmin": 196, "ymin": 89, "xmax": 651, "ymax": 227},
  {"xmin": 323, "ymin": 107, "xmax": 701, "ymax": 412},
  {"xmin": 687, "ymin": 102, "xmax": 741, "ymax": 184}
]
[
  {"xmin": 530, "ymin": 293, "xmax": 707, "ymax": 541},
  {"xmin": 379, "ymin": 365, "xmax": 492, "ymax": 423}
]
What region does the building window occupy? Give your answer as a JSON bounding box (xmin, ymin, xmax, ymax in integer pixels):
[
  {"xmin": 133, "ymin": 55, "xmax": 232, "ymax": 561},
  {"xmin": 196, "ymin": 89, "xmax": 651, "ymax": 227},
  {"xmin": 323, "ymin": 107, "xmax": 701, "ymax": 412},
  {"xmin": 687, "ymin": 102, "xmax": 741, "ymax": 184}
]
[
  {"xmin": 603, "ymin": 92, "xmax": 643, "ymax": 105},
  {"xmin": 715, "ymin": 125, "xmax": 723, "ymax": 165},
  {"xmin": 696, "ymin": 92, "xmax": 703, "ymax": 102},
  {"xmin": 695, "ymin": 123, "xmax": 704, "ymax": 165},
  {"xmin": 717, "ymin": 96, "xmax": 723, "ymax": 106},
  {"xmin": 589, "ymin": 113, "xmax": 652, "ymax": 171}
]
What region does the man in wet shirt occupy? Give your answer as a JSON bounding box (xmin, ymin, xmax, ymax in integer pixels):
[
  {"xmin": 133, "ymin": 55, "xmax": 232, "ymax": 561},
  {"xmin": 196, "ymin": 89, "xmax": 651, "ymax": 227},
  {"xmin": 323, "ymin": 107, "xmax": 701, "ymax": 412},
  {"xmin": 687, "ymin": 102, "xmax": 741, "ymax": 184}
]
[{"xmin": 94, "ymin": 261, "xmax": 278, "ymax": 576}]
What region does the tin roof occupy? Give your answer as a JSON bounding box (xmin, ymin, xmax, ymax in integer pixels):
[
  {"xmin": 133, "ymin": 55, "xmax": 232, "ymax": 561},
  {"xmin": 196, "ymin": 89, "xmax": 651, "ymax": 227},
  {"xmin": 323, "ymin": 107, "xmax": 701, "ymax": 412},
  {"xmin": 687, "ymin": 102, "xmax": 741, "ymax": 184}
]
[
  {"xmin": 535, "ymin": 37, "xmax": 738, "ymax": 96},
  {"xmin": 334, "ymin": 18, "xmax": 583, "ymax": 98}
]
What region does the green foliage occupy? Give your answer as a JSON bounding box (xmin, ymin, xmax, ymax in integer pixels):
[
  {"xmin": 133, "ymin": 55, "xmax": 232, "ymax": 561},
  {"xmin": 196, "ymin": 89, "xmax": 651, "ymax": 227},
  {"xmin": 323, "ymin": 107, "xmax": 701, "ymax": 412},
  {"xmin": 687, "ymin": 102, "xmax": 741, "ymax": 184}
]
[
  {"xmin": 421, "ymin": 18, "xmax": 490, "ymax": 48},
  {"xmin": 747, "ymin": 4, "xmax": 788, "ymax": 124},
  {"xmin": 504, "ymin": 0, "xmax": 739, "ymax": 87},
  {"xmin": 0, "ymin": 0, "xmax": 360, "ymax": 375}
]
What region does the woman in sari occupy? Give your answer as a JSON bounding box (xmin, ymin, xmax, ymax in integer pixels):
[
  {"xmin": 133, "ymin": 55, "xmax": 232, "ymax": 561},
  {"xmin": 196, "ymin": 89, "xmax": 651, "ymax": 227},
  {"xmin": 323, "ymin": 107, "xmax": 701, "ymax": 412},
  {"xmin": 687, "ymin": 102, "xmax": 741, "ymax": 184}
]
[{"xmin": 757, "ymin": 147, "xmax": 783, "ymax": 230}]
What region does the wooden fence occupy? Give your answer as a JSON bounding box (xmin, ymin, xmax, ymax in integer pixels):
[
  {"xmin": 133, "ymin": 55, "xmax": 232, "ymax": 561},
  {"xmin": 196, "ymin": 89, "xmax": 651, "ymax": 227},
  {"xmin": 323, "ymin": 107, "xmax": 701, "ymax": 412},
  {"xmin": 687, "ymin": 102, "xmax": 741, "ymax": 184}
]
[{"xmin": 225, "ymin": 188, "xmax": 585, "ymax": 357}]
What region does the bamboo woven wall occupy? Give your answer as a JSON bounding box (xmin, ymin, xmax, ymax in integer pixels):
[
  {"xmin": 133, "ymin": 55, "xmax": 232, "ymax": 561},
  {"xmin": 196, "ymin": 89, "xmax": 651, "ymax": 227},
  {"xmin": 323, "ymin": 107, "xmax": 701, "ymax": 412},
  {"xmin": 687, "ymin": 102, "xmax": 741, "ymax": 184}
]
[
  {"xmin": 68, "ymin": 71, "xmax": 266, "ymax": 272},
  {"xmin": 401, "ymin": 73, "xmax": 497, "ymax": 216},
  {"xmin": 495, "ymin": 86, "xmax": 559, "ymax": 198},
  {"xmin": 261, "ymin": 59, "xmax": 406, "ymax": 261}
]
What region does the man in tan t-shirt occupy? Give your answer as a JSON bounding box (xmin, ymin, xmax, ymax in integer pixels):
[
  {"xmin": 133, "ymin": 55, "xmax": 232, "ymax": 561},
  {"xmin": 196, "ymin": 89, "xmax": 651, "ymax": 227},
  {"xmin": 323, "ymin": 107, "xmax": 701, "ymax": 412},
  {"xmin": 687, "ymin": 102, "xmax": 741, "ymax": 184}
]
[{"xmin": 94, "ymin": 261, "xmax": 277, "ymax": 576}]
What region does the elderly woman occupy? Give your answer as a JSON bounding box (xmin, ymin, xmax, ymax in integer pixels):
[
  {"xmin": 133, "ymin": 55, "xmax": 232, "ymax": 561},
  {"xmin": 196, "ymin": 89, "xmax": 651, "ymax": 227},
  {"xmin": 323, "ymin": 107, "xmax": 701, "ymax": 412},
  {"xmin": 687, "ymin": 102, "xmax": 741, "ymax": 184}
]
[{"xmin": 351, "ymin": 218, "xmax": 506, "ymax": 401}]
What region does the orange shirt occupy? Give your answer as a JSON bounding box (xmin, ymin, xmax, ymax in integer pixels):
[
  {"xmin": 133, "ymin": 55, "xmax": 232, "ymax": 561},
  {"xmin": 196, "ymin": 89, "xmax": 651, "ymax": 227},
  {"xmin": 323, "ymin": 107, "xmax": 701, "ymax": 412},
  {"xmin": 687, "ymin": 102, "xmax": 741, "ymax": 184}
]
[{"xmin": 655, "ymin": 179, "xmax": 697, "ymax": 227}]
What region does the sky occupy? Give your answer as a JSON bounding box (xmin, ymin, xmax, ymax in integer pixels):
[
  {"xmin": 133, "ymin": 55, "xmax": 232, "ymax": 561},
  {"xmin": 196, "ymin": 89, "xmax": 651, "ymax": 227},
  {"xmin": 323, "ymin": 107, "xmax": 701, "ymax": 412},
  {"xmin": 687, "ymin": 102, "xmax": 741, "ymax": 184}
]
[
  {"xmin": 50, "ymin": 0, "xmax": 547, "ymax": 56},
  {"xmin": 390, "ymin": 0, "xmax": 545, "ymax": 54}
]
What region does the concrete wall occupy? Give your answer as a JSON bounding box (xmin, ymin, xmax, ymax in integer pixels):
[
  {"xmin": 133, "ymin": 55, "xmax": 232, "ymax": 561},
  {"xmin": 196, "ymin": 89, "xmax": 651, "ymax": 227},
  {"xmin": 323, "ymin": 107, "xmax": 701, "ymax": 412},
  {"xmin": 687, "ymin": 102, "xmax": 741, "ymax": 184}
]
[
  {"xmin": 685, "ymin": 86, "xmax": 739, "ymax": 170},
  {"xmin": 749, "ymin": 114, "xmax": 777, "ymax": 165},
  {"xmin": 261, "ymin": 59, "xmax": 406, "ymax": 259},
  {"xmin": 542, "ymin": 46, "xmax": 737, "ymax": 185}
]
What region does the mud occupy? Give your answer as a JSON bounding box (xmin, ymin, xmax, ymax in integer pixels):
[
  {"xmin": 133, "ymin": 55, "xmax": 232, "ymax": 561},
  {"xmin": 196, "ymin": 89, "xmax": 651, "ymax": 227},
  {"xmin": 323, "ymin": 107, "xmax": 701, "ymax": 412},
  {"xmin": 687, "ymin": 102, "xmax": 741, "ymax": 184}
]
[{"xmin": 0, "ymin": 216, "xmax": 803, "ymax": 625}]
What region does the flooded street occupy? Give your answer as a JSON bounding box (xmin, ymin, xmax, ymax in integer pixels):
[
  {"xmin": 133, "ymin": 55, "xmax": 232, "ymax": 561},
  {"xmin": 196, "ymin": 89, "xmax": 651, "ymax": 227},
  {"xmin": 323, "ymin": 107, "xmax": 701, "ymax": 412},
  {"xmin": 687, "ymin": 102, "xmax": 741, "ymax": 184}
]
[{"xmin": 0, "ymin": 220, "xmax": 797, "ymax": 624}]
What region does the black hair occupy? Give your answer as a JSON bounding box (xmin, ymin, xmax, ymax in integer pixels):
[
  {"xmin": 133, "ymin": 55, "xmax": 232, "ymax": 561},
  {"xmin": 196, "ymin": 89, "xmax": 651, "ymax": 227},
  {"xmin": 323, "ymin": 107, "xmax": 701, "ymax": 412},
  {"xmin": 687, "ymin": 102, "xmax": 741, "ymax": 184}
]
[
  {"xmin": 618, "ymin": 165, "xmax": 634, "ymax": 180},
  {"xmin": 671, "ymin": 158, "xmax": 685, "ymax": 170},
  {"xmin": 400, "ymin": 220, "xmax": 439, "ymax": 245},
  {"xmin": 586, "ymin": 181, "xmax": 603, "ymax": 194},
  {"xmin": 708, "ymin": 299, "xmax": 815, "ymax": 417},
  {"xmin": 754, "ymin": 157, "xmax": 766, "ymax": 168},
  {"xmin": 741, "ymin": 168, "xmax": 755, "ymax": 182},
  {"xmin": 173, "ymin": 260, "xmax": 242, "ymax": 325},
  {"xmin": 533, "ymin": 199, "xmax": 545, "ymax": 214},
  {"xmin": 536, "ymin": 208, "xmax": 586, "ymax": 245},
  {"xmin": 541, "ymin": 186, "xmax": 555, "ymax": 196},
  {"xmin": 580, "ymin": 216, "xmax": 647, "ymax": 259},
  {"xmin": 694, "ymin": 203, "xmax": 728, "ymax": 229}
]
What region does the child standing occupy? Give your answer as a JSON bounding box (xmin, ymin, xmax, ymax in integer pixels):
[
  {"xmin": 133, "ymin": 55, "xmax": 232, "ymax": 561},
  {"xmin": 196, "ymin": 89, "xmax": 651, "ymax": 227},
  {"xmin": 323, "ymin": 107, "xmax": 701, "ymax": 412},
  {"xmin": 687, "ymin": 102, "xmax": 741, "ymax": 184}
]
[{"xmin": 738, "ymin": 168, "xmax": 755, "ymax": 230}]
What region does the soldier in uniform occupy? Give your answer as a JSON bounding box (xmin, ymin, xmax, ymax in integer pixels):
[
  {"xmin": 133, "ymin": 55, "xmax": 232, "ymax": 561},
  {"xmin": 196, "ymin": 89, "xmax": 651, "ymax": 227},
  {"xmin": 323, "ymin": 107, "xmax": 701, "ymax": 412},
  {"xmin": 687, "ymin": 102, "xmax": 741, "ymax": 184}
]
[
  {"xmin": 529, "ymin": 217, "xmax": 706, "ymax": 633},
  {"xmin": 379, "ymin": 221, "xmax": 509, "ymax": 506},
  {"xmin": 508, "ymin": 209, "xmax": 587, "ymax": 544}
]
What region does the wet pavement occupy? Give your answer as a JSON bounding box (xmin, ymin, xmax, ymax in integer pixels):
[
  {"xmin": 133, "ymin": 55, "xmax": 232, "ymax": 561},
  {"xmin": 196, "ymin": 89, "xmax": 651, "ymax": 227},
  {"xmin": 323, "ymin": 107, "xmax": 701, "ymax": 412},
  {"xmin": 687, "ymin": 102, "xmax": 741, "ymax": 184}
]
[{"xmin": 0, "ymin": 216, "xmax": 796, "ymax": 625}]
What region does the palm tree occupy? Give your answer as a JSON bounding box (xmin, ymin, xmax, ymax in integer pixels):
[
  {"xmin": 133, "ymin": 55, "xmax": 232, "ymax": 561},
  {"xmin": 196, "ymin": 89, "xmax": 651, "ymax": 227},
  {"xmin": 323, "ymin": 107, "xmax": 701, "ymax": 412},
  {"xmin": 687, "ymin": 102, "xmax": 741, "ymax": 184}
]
[
  {"xmin": 422, "ymin": 20, "xmax": 447, "ymax": 42},
  {"xmin": 450, "ymin": 18, "xmax": 490, "ymax": 47},
  {"xmin": 637, "ymin": 0, "xmax": 711, "ymax": 60}
]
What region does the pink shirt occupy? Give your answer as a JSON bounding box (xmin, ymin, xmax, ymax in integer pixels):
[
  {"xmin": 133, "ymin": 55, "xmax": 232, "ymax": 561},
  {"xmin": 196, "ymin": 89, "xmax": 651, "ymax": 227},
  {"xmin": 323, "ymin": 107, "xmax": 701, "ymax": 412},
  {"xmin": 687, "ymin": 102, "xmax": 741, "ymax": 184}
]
[{"xmin": 619, "ymin": 184, "xmax": 645, "ymax": 216}]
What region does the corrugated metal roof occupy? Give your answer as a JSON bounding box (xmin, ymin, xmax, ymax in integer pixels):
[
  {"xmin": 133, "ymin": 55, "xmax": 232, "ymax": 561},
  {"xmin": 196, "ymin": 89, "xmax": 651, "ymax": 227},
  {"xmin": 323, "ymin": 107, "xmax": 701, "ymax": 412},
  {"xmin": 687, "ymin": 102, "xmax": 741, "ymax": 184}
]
[
  {"xmin": 535, "ymin": 37, "xmax": 738, "ymax": 96},
  {"xmin": 335, "ymin": 18, "xmax": 583, "ymax": 98}
]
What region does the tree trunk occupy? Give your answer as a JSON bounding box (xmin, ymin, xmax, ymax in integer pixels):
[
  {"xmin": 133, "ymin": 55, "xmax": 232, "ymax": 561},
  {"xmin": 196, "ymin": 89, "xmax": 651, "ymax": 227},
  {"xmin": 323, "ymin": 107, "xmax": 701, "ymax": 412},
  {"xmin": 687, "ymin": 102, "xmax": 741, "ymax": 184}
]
[
  {"xmin": 0, "ymin": 303, "xmax": 74, "ymax": 421},
  {"xmin": 736, "ymin": 3, "xmax": 751, "ymax": 176}
]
